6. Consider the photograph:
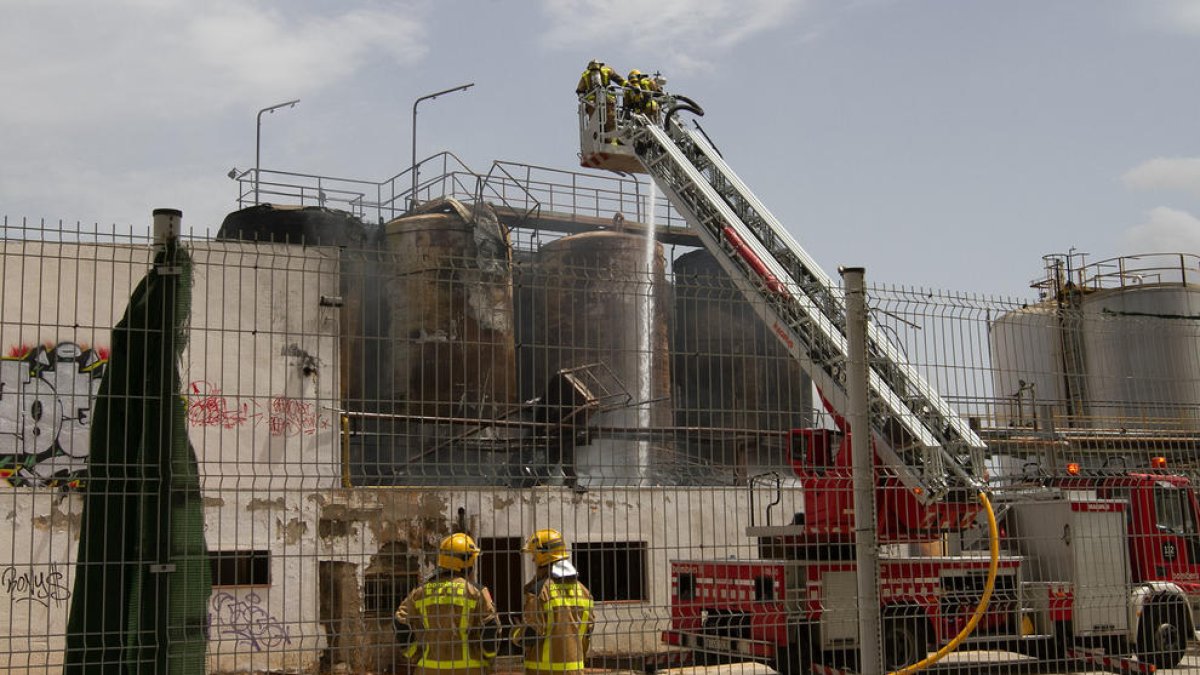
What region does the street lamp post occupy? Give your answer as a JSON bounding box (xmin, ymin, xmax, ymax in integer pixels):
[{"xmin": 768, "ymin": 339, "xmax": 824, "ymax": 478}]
[
  {"xmin": 255, "ymin": 98, "xmax": 301, "ymax": 205},
  {"xmin": 411, "ymin": 83, "xmax": 475, "ymax": 210}
]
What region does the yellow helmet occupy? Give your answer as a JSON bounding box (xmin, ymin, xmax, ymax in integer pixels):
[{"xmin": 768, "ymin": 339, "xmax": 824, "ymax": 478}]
[
  {"xmin": 524, "ymin": 528, "xmax": 570, "ymax": 567},
  {"xmin": 628, "ymin": 69, "xmax": 642, "ymax": 79},
  {"xmin": 437, "ymin": 532, "xmax": 479, "ymax": 571}
]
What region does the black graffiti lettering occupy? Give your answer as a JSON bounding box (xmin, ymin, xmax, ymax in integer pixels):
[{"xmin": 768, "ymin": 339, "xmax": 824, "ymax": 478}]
[
  {"xmin": 1, "ymin": 564, "xmax": 72, "ymax": 608},
  {"xmin": 209, "ymin": 591, "xmax": 291, "ymax": 652}
]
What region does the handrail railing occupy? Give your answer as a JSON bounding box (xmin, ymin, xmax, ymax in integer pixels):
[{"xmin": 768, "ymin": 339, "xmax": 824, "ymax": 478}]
[
  {"xmin": 233, "ymin": 154, "xmax": 687, "ymax": 238},
  {"xmin": 1032, "ymin": 252, "xmax": 1200, "ymax": 296}
]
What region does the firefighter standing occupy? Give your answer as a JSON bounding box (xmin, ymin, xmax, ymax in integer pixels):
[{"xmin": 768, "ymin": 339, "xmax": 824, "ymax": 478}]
[
  {"xmin": 394, "ymin": 533, "xmax": 503, "ymax": 675},
  {"xmin": 575, "ymin": 59, "xmax": 626, "ymax": 138},
  {"xmin": 511, "ymin": 529, "xmax": 594, "ymax": 675}
]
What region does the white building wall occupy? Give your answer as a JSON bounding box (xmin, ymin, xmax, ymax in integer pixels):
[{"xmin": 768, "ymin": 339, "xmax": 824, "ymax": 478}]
[
  {"xmin": 1, "ymin": 241, "xmax": 341, "ymax": 674},
  {"xmin": 1, "ymin": 238, "xmax": 805, "ymax": 672}
]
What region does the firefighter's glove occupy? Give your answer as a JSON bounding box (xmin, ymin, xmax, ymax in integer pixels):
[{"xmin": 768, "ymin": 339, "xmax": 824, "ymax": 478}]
[{"xmin": 393, "ymin": 613, "xmax": 415, "ymax": 648}]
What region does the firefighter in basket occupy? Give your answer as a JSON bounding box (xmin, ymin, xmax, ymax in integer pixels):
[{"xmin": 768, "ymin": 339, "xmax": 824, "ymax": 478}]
[{"xmin": 576, "ymin": 59, "xmax": 626, "ymax": 141}]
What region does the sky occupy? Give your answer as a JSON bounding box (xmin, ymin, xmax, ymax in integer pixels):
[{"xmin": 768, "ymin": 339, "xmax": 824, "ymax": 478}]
[{"xmin": 3, "ymin": 0, "xmax": 1200, "ymax": 298}]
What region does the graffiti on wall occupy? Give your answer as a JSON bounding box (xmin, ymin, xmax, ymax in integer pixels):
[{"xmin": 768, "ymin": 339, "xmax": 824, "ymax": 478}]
[
  {"xmin": 187, "ymin": 381, "xmax": 330, "ymax": 437},
  {"xmin": 209, "ymin": 591, "xmax": 292, "ymax": 652},
  {"xmin": 2, "ymin": 563, "xmax": 71, "ymax": 608},
  {"xmin": 0, "ymin": 342, "xmax": 108, "ymax": 488}
]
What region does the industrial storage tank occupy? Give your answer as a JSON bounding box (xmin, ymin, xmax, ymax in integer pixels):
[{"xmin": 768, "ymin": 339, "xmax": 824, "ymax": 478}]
[
  {"xmin": 216, "ymin": 204, "xmax": 372, "ymax": 406},
  {"xmin": 1080, "ymin": 283, "xmax": 1200, "ymax": 430},
  {"xmin": 527, "ymin": 231, "xmax": 672, "ymax": 486},
  {"xmin": 382, "ymin": 199, "xmax": 517, "ymax": 420},
  {"xmin": 672, "ymin": 249, "xmax": 813, "ymax": 477},
  {"xmin": 987, "ymin": 302, "xmax": 1065, "ymax": 430},
  {"xmin": 990, "ymin": 253, "xmax": 1200, "ymax": 432}
]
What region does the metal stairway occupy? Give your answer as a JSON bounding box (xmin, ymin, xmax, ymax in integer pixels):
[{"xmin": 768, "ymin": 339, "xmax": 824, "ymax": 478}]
[{"xmin": 622, "ymin": 111, "xmax": 987, "ymax": 502}]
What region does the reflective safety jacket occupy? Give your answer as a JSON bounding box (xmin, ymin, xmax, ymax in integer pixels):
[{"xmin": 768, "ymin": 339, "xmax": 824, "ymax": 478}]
[
  {"xmin": 575, "ymin": 65, "xmax": 626, "ymax": 101},
  {"xmin": 511, "ymin": 576, "xmax": 594, "ymax": 675},
  {"xmin": 394, "ymin": 572, "xmax": 502, "ymax": 675},
  {"xmin": 625, "ymin": 75, "xmax": 660, "ymax": 114}
]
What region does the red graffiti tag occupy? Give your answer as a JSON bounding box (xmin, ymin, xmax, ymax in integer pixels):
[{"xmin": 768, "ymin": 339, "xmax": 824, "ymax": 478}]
[
  {"xmin": 187, "ymin": 381, "xmax": 250, "ymax": 429},
  {"xmin": 186, "ymin": 382, "xmax": 328, "ymax": 437},
  {"xmin": 268, "ymin": 396, "xmax": 328, "ymax": 437}
]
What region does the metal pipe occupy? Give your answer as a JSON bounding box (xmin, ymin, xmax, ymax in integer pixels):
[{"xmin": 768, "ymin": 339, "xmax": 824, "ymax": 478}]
[
  {"xmin": 152, "ymin": 208, "xmax": 181, "ymax": 247},
  {"xmin": 841, "ymin": 265, "xmax": 882, "ymax": 675},
  {"xmin": 411, "ymin": 83, "xmax": 474, "ymax": 210},
  {"xmin": 255, "ymin": 99, "xmax": 300, "ymax": 205}
]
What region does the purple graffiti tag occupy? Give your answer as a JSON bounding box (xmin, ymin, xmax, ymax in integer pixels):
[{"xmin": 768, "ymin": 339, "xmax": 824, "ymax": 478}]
[
  {"xmin": 209, "ymin": 591, "xmax": 292, "ymax": 652},
  {"xmin": 2, "ymin": 563, "xmax": 71, "ymax": 608}
]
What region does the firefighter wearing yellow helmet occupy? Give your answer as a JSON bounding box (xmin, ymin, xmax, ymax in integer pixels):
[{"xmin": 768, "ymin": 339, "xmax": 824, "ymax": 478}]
[
  {"xmin": 511, "ymin": 529, "xmax": 594, "ymax": 675},
  {"xmin": 394, "ymin": 533, "xmax": 503, "ymax": 675},
  {"xmin": 624, "ymin": 69, "xmax": 662, "ymax": 122},
  {"xmin": 575, "ymin": 59, "xmax": 626, "ymax": 139}
]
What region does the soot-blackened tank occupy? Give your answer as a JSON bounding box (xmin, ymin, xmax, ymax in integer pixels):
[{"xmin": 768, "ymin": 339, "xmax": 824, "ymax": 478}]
[
  {"xmin": 529, "ymin": 231, "xmax": 672, "ymax": 486},
  {"xmin": 216, "ymin": 203, "xmax": 371, "ymax": 404},
  {"xmin": 672, "ymin": 249, "xmax": 812, "ymax": 476},
  {"xmin": 382, "ymin": 199, "xmax": 517, "ymax": 420}
]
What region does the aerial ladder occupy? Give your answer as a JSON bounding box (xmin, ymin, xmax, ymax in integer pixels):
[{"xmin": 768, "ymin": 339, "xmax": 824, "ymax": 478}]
[
  {"xmin": 580, "ymin": 89, "xmax": 989, "ymax": 541},
  {"xmin": 581, "ymin": 90, "xmax": 1197, "ymax": 674}
]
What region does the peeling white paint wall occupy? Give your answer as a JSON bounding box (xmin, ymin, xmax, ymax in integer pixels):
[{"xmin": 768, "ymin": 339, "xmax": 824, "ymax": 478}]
[
  {"xmin": 1, "ymin": 239, "xmax": 807, "ymax": 673},
  {"xmin": 314, "ymin": 485, "xmax": 804, "ymax": 655},
  {"xmin": 1, "ymin": 241, "xmax": 342, "ymax": 674}
]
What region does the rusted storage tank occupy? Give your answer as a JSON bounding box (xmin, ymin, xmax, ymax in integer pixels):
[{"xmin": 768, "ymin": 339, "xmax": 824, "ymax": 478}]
[
  {"xmin": 530, "ymin": 231, "xmax": 672, "ymax": 486},
  {"xmin": 383, "ymin": 200, "xmax": 516, "ymax": 420},
  {"xmin": 672, "ymin": 249, "xmax": 812, "ymax": 476}
]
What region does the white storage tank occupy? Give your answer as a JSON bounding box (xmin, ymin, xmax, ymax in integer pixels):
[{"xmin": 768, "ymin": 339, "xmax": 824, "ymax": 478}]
[
  {"xmin": 988, "ymin": 302, "xmax": 1065, "ymax": 429},
  {"xmin": 1080, "ymin": 283, "xmax": 1200, "ymax": 430},
  {"xmin": 989, "ymin": 253, "xmax": 1200, "ymax": 432}
]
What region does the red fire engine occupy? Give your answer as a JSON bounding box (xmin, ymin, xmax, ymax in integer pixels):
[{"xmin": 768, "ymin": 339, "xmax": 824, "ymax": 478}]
[
  {"xmin": 577, "ymin": 82, "xmax": 1198, "ymax": 672},
  {"xmin": 663, "ymin": 427, "xmax": 1198, "ymax": 672}
]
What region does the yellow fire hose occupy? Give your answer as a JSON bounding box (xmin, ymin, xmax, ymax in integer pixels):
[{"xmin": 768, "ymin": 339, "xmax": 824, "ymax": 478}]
[{"xmin": 890, "ymin": 491, "xmax": 1000, "ymax": 675}]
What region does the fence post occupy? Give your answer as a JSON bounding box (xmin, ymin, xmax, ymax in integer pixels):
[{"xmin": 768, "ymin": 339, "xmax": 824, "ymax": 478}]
[{"xmin": 841, "ymin": 266, "xmax": 883, "ymax": 674}]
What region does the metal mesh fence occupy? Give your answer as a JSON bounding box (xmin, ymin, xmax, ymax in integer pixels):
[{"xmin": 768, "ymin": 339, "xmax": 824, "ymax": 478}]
[{"xmin": 2, "ymin": 209, "xmax": 1200, "ymax": 674}]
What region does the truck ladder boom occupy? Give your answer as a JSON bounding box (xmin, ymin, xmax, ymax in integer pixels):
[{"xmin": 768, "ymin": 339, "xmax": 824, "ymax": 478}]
[{"xmin": 626, "ymin": 113, "xmax": 986, "ymax": 500}]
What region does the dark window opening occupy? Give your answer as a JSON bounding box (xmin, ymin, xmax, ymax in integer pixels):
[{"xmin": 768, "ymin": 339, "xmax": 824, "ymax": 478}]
[
  {"xmin": 211, "ymin": 550, "xmax": 271, "ymax": 586},
  {"xmin": 363, "ymin": 574, "xmax": 412, "ymax": 616},
  {"xmin": 573, "ymin": 541, "xmax": 647, "ymax": 602},
  {"xmin": 677, "ymin": 573, "xmax": 696, "ymax": 601},
  {"xmin": 754, "ymin": 575, "xmax": 774, "ymax": 602}
]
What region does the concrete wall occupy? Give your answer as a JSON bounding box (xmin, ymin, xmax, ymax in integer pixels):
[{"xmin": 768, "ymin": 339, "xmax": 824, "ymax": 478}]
[
  {"xmin": 0, "ymin": 241, "xmax": 342, "ymax": 674},
  {"xmin": 0, "ymin": 238, "xmax": 805, "ymax": 674},
  {"xmin": 311, "ymin": 484, "xmax": 803, "ymax": 670}
]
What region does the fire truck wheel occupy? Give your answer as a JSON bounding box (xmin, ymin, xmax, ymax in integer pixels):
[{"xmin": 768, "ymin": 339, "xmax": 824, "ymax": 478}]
[
  {"xmin": 882, "ymin": 612, "xmax": 929, "ymax": 671},
  {"xmin": 1015, "ymin": 620, "xmax": 1069, "ymax": 661},
  {"xmin": 1136, "ymin": 601, "xmax": 1188, "ymax": 670}
]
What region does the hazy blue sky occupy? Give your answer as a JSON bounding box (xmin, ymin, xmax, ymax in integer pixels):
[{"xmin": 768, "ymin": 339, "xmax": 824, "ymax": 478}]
[{"xmin": 3, "ymin": 0, "xmax": 1199, "ymax": 297}]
